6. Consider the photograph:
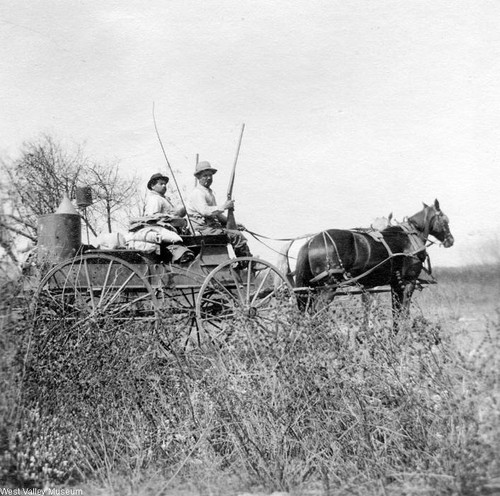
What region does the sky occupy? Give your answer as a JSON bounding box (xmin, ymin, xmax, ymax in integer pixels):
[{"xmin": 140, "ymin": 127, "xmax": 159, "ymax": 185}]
[{"xmin": 1, "ymin": 0, "xmax": 499, "ymax": 266}]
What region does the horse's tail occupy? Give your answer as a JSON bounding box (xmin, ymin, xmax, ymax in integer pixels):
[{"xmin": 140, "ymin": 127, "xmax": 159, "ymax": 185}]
[{"xmin": 275, "ymin": 240, "xmax": 295, "ymax": 287}]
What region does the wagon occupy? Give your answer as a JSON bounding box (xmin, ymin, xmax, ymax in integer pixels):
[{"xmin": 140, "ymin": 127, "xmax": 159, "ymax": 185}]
[{"xmin": 34, "ymin": 232, "xmax": 296, "ymax": 347}]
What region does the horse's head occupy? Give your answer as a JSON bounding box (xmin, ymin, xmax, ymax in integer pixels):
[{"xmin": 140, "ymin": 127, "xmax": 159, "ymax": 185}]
[{"xmin": 410, "ymin": 199, "xmax": 454, "ymax": 247}]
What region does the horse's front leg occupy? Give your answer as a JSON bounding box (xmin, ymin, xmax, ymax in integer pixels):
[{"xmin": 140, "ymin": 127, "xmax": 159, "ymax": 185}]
[
  {"xmin": 298, "ymin": 286, "xmax": 336, "ymax": 314},
  {"xmin": 390, "ymin": 279, "xmax": 415, "ymax": 332}
]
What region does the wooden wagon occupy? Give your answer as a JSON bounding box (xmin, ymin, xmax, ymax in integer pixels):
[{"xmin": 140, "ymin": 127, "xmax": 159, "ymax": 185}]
[{"xmin": 34, "ymin": 233, "xmax": 295, "ymax": 346}]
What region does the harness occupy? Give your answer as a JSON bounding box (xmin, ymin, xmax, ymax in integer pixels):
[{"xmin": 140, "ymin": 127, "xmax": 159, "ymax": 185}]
[
  {"xmin": 235, "ymin": 211, "xmax": 439, "ymax": 286},
  {"xmin": 361, "ymin": 229, "xmax": 394, "ymax": 257},
  {"xmin": 309, "ymin": 224, "xmax": 427, "ymax": 285},
  {"xmin": 398, "ymin": 223, "xmax": 426, "ymax": 253}
]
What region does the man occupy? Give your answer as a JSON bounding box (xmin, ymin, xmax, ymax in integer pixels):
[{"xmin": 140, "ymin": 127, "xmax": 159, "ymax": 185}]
[
  {"xmin": 133, "ymin": 172, "xmax": 192, "ymax": 262},
  {"xmin": 145, "ymin": 173, "xmax": 186, "ymax": 218},
  {"xmin": 187, "ymin": 161, "xmax": 252, "ymax": 259}
]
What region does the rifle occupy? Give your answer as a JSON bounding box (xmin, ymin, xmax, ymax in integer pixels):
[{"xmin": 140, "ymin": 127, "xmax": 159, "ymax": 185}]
[{"xmin": 226, "ymin": 123, "xmax": 245, "ymax": 231}]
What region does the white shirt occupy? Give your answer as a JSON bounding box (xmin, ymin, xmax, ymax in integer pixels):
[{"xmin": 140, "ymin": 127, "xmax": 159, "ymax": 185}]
[
  {"xmin": 144, "ymin": 190, "xmax": 174, "ymax": 216},
  {"xmin": 187, "ymin": 184, "xmax": 225, "ymax": 219}
]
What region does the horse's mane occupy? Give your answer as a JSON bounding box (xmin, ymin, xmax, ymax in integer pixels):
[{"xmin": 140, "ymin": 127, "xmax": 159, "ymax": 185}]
[
  {"xmin": 382, "ymin": 224, "xmax": 406, "ymax": 233},
  {"xmin": 380, "ymin": 223, "xmax": 412, "ymax": 240}
]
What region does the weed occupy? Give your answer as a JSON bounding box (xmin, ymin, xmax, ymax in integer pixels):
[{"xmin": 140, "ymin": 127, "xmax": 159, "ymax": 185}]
[{"xmin": 0, "ymin": 269, "xmax": 499, "ymax": 495}]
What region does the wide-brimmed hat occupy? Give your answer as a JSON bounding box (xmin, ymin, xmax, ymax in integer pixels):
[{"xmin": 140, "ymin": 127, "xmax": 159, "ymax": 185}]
[
  {"xmin": 194, "ymin": 161, "xmax": 217, "ymax": 177},
  {"xmin": 147, "ymin": 173, "xmax": 169, "ymax": 190}
]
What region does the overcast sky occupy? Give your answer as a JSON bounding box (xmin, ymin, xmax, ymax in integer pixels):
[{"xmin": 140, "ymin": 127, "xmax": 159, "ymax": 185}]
[{"xmin": 1, "ymin": 0, "xmax": 499, "ymax": 266}]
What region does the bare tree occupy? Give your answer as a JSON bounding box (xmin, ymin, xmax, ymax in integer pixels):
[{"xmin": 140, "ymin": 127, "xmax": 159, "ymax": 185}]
[
  {"xmin": 0, "ymin": 135, "xmax": 139, "ymax": 265},
  {"xmin": 86, "ymin": 161, "xmax": 138, "ymax": 233},
  {"xmin": 0, "ymin": 136, "xmax": 84, "ymax": 240}
]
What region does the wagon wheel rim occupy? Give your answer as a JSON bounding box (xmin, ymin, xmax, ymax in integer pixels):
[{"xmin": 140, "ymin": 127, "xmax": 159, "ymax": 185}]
[
  {"xmin": 195, "ymin": 257, "xmax": 296, "ymax": 345},
  {"xmin": 34, "ymin": 254, "xmax": 160, "ymax": 330}
]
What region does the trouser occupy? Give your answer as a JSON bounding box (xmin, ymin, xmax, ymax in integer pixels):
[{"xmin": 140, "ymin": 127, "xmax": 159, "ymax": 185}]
[
  {"xmin": 192, "ymin": 222, "xmax": 252, "ymax": 258},
  {"xmin": 166, "ymin": 244, "xmax": 195, "ymax": 263}
]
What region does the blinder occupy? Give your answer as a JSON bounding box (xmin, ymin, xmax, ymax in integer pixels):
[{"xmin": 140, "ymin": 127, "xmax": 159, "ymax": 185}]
[{"xmin": 430, "ymin": 210, "xmax": 454, "ymax": 247}]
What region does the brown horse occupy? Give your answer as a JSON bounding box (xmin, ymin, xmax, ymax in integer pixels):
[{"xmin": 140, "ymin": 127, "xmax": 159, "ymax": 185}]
[{"xmin": 291, "ymin": 199, "xmax": 454, "ymax": 321}]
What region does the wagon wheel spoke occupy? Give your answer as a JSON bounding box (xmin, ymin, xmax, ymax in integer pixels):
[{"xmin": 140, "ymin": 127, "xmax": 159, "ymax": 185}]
[
  {"xmin": 35, "ymin": 254, "xmax": 159, "ymax": 329},
  {"xmin": 172, "ymin": 288, "xmax": 197, "ymax": 309},
  {"xmin": 209, "ymin": 275, "xmax": 241, "ymax": 305},
  {"xmin": 36, "ymin": 267, "xmax": 79, "ymax": 321},
  {"xmin": 196, "ymin": 257, "xmax": 296, "ymax": 344},
  {"xmin": 202, "ymin": 306, "xmax": 238, "ymax": 322},
  {"xmin": 98, "ymin": 259, "xmax": 116, "ymax": 307},
  {"xmin": 83, "ymin": 259, "xmax": 97, "ymax": 312},
  {"xmin": 245, "ymin": 261, "xmax": 254, "ymax": 304},
  {"xmin": 252, "ymin": 285, "xmax": 288, "ymax": 309},
  {"xmin": 250, "ymin": 266, "xmax": 273, "ymax": 306},
  {"xmin": 36, "ymin": 287, "xmax": 64, "ymax": 314},
  {"xmin": 182, "ymin": 315, "xmax": 201, "ymax": 348},
  {"xmin": 225, "ymin": 265, "xmax": 245, "ymax": 303},
  {"xmin": 200, "ymin": 320, "xmax": 230, "ymax": 344},
  {"xmin": 199, "ymin": 295, "xmax": 236, "ymax": 313},
  {"xmin": 199, "ymin": 308, "xmax": 238, "ymax": 322},
  {"xmin": 99, "ymin": 271, "xmax": 140, "ymax": 313},
  {"xmin": 156, "ymin": 282, "xmax": 207, "ymax": 353},
  {"xmin": 107, "ymin": 292, "xmax": 156, "ymax": 317}
]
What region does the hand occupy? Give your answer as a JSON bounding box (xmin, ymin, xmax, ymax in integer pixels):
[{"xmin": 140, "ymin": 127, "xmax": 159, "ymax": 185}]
[{"xmin": 223, "ymin": 199, "xmax": 235, "ymax": 210}]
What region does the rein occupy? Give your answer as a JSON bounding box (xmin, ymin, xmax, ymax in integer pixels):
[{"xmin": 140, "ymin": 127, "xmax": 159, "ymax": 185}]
[
  {"xmin": 334, "ymin": 245, "xmax": 427, "ymax": 288},
  {"xmin": 228, "ymin": 228, "xmax": 316, "ymax": 259},
  {"xmin": 242, "ymin": 228, "xmax": 315, "ymax": 243},
  {"xmin": 225, "ymin": 213, "xmax": 438, "ymax": 282}
]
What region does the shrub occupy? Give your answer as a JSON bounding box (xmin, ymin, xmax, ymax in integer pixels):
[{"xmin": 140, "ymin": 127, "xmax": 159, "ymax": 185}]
[
  {"xmin": 0, "ymin": 280, "xmax": 498, "ymax": 495},
  {"xmin": 190, "ymin": 297, "xmax": 499, "ymax": 494}
]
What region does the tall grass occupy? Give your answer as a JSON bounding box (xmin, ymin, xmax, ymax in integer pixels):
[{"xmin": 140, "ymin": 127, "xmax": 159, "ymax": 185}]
[{"xmin": 0, "ymin": 271, "xmax": 499, "ymax": 495}]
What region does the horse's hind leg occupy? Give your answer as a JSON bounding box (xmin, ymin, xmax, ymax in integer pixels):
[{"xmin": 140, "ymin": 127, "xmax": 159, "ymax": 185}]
[
  {"xmin": 348, "ymin": 291, "xmax": 372, "ymax": 346},
  {"xmin": 296, "ymin": 290, "xmax": 311, "ymax": 312},
  {"xmin": 361, "ymin": 292, "xmax": 373, "ymax": 330}
]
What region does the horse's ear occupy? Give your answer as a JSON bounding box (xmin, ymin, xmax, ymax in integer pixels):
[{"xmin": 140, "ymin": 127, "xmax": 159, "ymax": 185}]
[
  {"xmin": 434, "ymin": 199, "xmax": 441, "ymax": 211},
  {"xmin": 388, "ymin": 212, "xmax": 393, "ymax": 223},
  {"xmin": 422, "ymin": 202, "xmax": 429, "ymax": 208}
]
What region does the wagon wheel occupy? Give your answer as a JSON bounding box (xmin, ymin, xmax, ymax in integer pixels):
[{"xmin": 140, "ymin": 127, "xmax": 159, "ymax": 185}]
[
  {"xmin": 156, "ymin": 284, "xmax": 204, "ymax": 351},
  {"xmin": 195, "ymin": 257, "xmax": 296, "ymax": 345},
  {"xmin": 34, "ymin": 253, "xmax": 160, "ymax": 330}
]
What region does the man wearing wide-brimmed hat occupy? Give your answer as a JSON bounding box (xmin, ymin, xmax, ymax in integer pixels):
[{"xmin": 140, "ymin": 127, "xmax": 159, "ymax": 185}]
[
  {"xmin": 145, "ymin": 172, "xmax": 186, "ymax": 218},
  {"xmin": 187, "ymin": 161, "xmax": 251, "ymax": 258},
  {"xmin": 132, "ymin": 172, "xmax": 193, "ymax": 263}
]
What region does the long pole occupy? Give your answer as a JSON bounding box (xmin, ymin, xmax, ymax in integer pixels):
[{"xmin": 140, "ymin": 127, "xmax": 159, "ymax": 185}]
[
  {"xmin": 195, "ymin": 154, "xmax": 199, "ymax": 187},
  {"xmin": 152, "ymin": 103, "xmax": 195, "ymax": 234},
  {"xmin": 226, "ymin": 123, "xmax": 245, "ymax": 231}
]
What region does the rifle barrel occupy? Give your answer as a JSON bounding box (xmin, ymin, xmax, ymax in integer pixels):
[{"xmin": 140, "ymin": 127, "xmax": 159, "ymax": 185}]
[{"xmin": 227, "ymin": 123, "xmax": 245, "ymax": 200}]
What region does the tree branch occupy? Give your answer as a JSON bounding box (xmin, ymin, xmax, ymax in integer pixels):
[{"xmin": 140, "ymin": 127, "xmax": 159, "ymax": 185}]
[{"xmin": 0, "ymin": 221, "xmax": 37, "ymax": 242}]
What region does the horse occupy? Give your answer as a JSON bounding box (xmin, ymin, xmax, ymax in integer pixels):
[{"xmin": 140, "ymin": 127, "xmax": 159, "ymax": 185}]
[{"xmin": 283, "ymin": 199, "xmax": 454, "ymax": 325}]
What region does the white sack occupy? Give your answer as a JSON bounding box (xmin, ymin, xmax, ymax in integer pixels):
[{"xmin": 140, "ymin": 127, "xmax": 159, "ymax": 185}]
[
  {"xmin": 124, "ymin": 227, "xmax": 182, "ymax": 253},
  {"xmin": 96, "ymin": 232, "xmax": 126, "ymax": 250}
]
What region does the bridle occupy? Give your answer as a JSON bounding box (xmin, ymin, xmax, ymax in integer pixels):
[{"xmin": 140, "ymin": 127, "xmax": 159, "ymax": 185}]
[
  {"xmin": 430, "ymin": 210, "xmax": 453, "ymax": 247},
  {"xmin": 409, "ymin": 206, "xmax": 453, "ymax": 247}
]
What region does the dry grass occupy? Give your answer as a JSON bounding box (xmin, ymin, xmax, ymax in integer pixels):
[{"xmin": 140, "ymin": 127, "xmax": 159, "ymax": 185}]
[{"xmin": 0, "ymin": 265, "xmax": 499, "ymax": 495}]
